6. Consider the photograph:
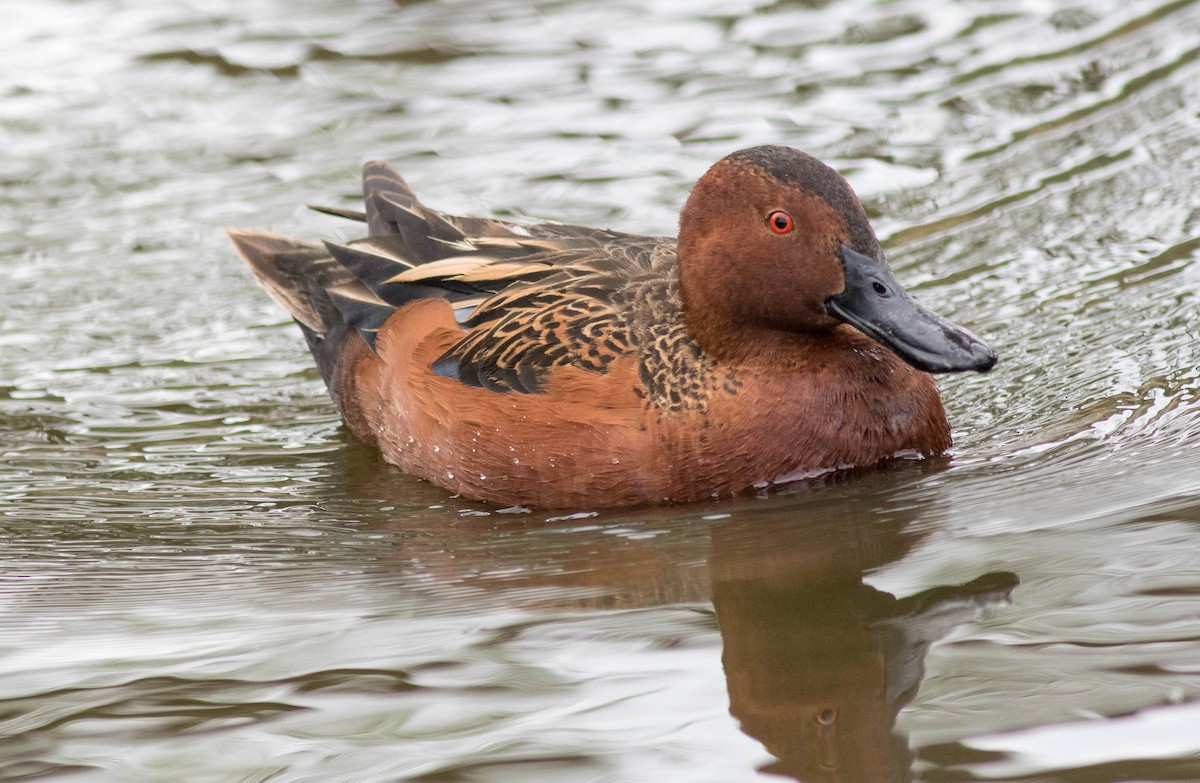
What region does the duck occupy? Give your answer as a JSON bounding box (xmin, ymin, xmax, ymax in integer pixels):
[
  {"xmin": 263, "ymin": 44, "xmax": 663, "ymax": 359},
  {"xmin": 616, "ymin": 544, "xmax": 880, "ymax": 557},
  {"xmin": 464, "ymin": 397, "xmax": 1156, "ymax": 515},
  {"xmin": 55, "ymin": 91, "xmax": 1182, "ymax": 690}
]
[{"xmin": 229, "ymin": 145, "xmax": 995, "ymax": 509}]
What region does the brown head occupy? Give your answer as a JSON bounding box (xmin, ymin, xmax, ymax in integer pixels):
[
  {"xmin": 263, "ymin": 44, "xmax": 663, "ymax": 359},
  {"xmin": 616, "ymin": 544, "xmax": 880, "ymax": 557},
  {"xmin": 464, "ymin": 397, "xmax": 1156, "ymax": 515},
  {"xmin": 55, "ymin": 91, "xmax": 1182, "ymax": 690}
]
[{"xmin": 677, "ymin": 145, "xmax": 996, "ymax": 373}]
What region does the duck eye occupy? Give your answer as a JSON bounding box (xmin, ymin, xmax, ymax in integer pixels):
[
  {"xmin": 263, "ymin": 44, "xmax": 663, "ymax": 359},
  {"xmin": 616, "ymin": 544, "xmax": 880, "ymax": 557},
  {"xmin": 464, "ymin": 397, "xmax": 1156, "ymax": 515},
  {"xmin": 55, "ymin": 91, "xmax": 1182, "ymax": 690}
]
[{"xmin": 767, "ymin": 210, "xmax": 793, "ymax": 234}]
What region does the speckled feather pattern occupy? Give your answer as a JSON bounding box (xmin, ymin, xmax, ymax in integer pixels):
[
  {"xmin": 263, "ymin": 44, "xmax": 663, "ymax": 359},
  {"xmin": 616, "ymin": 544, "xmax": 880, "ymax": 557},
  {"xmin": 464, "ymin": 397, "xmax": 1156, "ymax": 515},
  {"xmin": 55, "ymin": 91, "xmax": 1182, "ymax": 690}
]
[
  {"xmin": 430, "ymin": 238, "xmax": 735, "ymax": 412},
  {"xmin": 319, "ymin": 184, "xmax": 737, "ymax": 413}
]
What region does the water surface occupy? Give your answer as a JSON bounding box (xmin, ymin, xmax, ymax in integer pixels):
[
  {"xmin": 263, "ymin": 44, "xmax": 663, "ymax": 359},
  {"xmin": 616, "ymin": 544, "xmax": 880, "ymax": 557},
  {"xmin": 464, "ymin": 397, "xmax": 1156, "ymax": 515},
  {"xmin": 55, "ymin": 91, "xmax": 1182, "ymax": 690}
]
[{"xmin": 5, "ymin": 0, "xmax": 1200, "ymax": 780}]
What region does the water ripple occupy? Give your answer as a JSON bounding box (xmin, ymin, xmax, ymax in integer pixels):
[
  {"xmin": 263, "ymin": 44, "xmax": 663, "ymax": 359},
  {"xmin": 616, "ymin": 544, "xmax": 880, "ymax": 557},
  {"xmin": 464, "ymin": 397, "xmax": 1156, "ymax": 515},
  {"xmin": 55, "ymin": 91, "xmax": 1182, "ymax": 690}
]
[{"xmin": 6, "ymin": 0, "xmax": 1200, "ymax": 780}]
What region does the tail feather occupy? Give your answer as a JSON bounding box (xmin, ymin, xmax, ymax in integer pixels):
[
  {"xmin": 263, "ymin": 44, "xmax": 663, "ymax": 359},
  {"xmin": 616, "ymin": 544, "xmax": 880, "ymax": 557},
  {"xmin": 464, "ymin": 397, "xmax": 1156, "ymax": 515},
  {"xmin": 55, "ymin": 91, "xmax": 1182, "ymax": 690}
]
[
  {"xmin": 228, "ymin": 229, "xmax": 350, "ymax": 334},
  {"xmin": 228, "ymin": 229, "xmax": 377, "ymax": 388}
]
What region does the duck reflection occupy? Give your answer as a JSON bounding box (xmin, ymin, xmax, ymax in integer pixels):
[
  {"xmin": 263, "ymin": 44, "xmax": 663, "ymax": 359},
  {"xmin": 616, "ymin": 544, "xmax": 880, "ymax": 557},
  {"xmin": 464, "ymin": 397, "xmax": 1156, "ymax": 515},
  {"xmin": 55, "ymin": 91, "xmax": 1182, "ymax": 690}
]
[
  {"xmin": 710, "ymin": 511, "xmax": 1016, "ymax": 782},
  {"xmin": 340, "ymin": 456, "xmax": 1016, "ymax": 781}
]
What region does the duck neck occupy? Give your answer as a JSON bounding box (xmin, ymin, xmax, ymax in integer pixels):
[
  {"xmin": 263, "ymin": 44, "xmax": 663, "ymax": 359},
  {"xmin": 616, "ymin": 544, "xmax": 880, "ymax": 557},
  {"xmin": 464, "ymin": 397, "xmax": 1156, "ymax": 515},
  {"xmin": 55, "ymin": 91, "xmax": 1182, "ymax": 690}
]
[
  {"xmin": 687, "ymin": 317, "xmax": 822, "ymax": 367},
  {"xmin": 678, "ymin": 272, "xmax": 838, "ymax": 367}
]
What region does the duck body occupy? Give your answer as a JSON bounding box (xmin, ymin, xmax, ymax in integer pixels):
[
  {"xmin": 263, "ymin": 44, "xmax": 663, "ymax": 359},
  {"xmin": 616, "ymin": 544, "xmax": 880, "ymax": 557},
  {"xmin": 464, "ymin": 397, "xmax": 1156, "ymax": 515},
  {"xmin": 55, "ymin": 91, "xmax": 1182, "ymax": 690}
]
[{"xmin": 230, "ymin": 146, "xmax": 994, "ymax": 508}]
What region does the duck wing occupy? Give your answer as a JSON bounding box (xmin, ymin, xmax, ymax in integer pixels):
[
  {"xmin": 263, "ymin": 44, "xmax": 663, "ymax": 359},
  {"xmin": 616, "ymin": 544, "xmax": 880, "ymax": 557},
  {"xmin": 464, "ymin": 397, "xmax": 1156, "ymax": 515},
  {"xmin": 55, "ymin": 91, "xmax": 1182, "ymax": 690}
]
[
  {"xmin": 235, "ymin": 160, "xmax": 682, "ymax": 396},
  {"xmin": 331, "ymin": 229, "xmax": 678, "ymax": 394}
]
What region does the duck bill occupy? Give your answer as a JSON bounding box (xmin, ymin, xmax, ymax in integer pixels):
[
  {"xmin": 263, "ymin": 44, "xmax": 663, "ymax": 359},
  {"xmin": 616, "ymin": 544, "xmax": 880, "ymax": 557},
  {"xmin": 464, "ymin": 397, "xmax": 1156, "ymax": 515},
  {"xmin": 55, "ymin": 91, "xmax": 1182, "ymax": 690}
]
[{"xmin": 826, "ymin": 246, "xmax": 997, "ymax": 374}]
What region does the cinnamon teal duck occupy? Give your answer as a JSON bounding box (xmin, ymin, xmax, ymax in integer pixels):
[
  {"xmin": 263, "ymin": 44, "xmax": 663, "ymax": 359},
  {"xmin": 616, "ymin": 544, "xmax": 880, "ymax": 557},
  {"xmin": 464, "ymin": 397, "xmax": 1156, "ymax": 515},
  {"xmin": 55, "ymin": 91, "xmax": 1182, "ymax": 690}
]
[{"xmin": 229, "ymin": 145, "xmax": 995, "ymax": 509}]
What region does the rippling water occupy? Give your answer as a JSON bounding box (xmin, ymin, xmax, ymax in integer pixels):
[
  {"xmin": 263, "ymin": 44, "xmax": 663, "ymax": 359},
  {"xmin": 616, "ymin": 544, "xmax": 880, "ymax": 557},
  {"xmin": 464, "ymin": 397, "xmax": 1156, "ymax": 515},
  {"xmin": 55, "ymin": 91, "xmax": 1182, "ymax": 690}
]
[{"xmin": 5, "ymin": 0, "xmax": 1200, "ymax": 780}]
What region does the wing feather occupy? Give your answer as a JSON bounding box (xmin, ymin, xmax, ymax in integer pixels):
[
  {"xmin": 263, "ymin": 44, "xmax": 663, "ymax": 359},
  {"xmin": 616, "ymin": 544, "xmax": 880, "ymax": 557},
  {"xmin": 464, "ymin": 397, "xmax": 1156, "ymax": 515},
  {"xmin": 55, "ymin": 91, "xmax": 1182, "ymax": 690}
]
[{"xmin": 239, "ymin": 159, "xmax": 683, "ymax": 393}]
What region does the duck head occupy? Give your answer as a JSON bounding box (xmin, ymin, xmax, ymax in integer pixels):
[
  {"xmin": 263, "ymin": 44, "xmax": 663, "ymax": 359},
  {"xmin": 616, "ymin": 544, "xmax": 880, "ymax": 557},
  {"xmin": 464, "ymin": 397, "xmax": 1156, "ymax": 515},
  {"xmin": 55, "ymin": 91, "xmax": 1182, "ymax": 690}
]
[{"xmin": 677, "ymin": 145, "xmax": 996, "ymax": 373}]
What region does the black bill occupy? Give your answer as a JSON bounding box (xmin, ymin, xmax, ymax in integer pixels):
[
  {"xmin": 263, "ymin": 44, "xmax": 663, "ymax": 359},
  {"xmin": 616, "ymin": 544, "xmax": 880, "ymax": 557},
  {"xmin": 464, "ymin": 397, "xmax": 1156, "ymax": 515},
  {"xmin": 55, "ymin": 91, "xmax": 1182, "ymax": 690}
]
[{"xmin": 826, "ymin": 245, "xmax": 997, "ymax": 374}]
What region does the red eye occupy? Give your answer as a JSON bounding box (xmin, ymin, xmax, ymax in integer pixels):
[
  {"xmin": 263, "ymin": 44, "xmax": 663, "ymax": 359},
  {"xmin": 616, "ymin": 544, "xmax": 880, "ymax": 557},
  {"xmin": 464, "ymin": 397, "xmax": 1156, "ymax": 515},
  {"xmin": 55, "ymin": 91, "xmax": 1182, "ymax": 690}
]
[{"xmin": 767, "ymin": 210, "xmax": 793, "ymax": 234}]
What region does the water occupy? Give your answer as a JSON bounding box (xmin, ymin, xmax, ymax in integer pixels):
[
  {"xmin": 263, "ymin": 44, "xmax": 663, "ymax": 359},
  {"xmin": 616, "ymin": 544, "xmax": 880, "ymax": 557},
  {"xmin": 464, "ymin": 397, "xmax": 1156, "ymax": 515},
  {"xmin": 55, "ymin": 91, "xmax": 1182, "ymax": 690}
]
[{"xmin": 4, "ymin": 0, "xmax": 1200, "ymax": 779}]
